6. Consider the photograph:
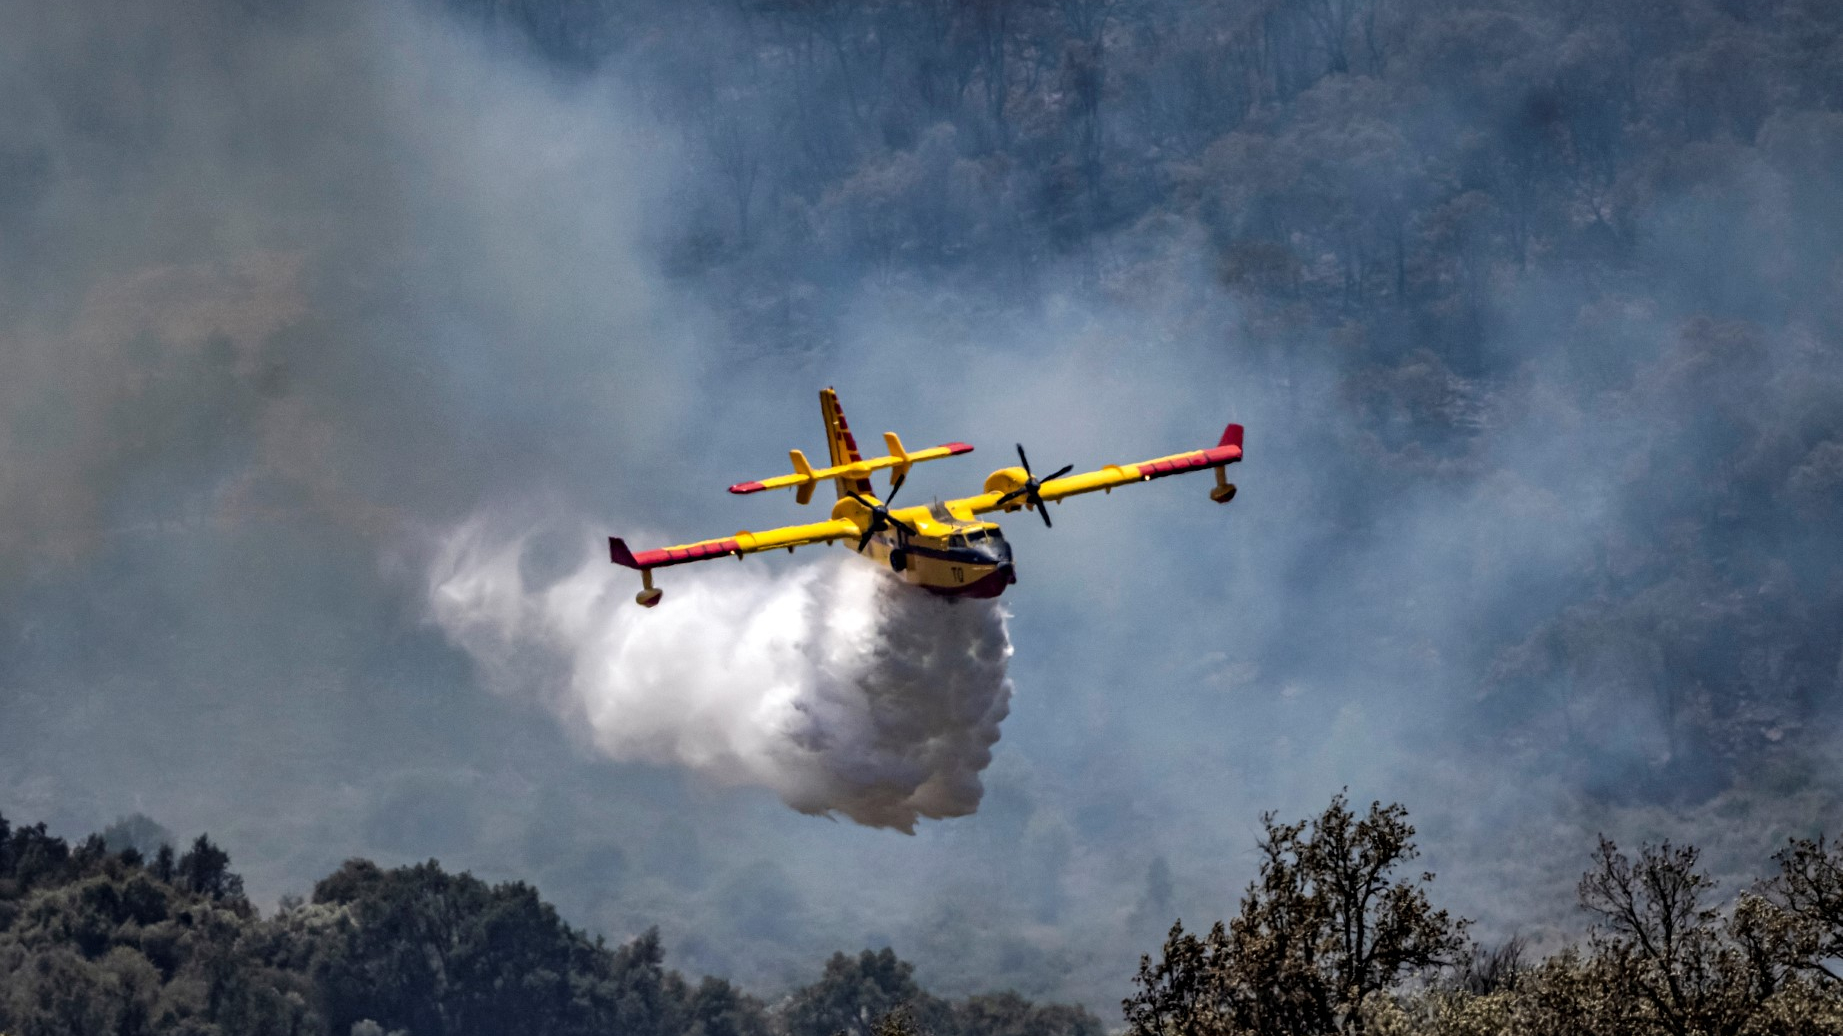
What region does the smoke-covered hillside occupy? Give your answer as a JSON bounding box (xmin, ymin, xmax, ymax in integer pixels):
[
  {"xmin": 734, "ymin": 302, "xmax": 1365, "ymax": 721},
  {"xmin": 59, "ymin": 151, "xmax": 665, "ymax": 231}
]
[{"xmin": 2, "ymin": 0, "xmax": 1841, "ymax": 1015}]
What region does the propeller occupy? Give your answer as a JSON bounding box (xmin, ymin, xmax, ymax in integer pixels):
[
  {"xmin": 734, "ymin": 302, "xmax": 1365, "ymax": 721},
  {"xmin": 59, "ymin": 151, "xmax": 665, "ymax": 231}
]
[
  {"xmin": 995, "ymin": 444, "xmax": 1073, "ymax": 528},
  {"xmin": 847, "ymin": 473, "xmax": 918, "ymax": 553}
]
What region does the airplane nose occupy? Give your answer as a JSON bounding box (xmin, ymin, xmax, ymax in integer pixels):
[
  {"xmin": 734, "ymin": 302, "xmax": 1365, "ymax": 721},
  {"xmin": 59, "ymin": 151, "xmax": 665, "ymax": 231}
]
[{"xmin": 1000, "ymin": 562, "xmax": 1016, "ymax": 584}]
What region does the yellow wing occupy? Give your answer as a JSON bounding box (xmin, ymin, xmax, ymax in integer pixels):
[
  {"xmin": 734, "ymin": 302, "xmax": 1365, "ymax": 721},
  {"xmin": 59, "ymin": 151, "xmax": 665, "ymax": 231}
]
[
  {"xmin": 609, "ymin": 516, "xmax": 861, "ymax": 572},
  {"xmin": 948, "ymin": 424, "xmax": 1244, "ymax": 516}
]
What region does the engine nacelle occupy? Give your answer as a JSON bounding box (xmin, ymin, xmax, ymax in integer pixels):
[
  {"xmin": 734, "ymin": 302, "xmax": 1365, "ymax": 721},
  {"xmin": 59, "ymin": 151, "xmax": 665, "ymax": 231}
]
[{"xmin": 982, "ymin": 466, "xmax": 1029, "ymax": 499}]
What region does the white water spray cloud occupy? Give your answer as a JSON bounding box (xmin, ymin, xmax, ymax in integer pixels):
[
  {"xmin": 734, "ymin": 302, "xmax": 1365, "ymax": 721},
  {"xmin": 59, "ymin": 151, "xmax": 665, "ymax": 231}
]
[{"xmin": 428, "ymin": 517, "xmax": 1014, "ymax": 832}]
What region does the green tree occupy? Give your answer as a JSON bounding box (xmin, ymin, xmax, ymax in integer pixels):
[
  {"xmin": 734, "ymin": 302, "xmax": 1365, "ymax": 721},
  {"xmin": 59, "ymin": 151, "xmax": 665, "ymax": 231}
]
[
  {"xmin": 307, "ymin": 858, "xmax": 691, "ymax": 1036},
  {"xmin": 783, "ymin": 948, "xmax": 951, "ymax": 1036},
  {"xmin": 595, "ymin": 926, "xmax": 693, "ymax": 1036},
  {"xmin": 1577, "ymin": 837, "xmax": 1763, "ymax": 1036},
  {"xmin": 688, "ymin": 976, "xmax": 772, "ymax": 1036},
  {"xmin": 871, "ymin": 1004, "xmax": 927, "ymax": 1036},
  {"xmin": 1758, "ymin": 836, "xmax": 1843, "ymax": 986},
  {"xmin": 177, "ymin": 834, "xmax": 243, "ymax": 901},
  {"xmin": 1125, "ymin": 793, "xmax": 1465, "ymax": 1036}
]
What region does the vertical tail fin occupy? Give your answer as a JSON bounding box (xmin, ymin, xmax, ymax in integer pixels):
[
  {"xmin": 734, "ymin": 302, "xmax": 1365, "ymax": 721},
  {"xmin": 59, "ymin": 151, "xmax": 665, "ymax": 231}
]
[{"xmin": 820, "ymin": 387, "xmax": 875, "ymax": 499}]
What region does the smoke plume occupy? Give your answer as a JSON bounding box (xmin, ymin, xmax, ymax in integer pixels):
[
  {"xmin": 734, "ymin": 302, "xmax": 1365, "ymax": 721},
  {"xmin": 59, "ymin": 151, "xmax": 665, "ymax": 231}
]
[{"xmin": 429, "ymin": 518, "xmax": 1013, "ymax": 832}]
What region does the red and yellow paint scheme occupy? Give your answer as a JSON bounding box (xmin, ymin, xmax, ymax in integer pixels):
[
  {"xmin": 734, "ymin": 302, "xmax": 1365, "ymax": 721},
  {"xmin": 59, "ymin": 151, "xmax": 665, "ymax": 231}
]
[{"xmin": 609, "ymin": 387, "xmax": 1244, "ymax": 607}]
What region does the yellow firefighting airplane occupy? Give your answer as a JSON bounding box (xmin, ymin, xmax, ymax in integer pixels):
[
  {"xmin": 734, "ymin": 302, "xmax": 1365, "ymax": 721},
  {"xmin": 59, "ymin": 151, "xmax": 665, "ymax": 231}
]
[{"xmin": 608, "ymin": 388, "xmax": 1243, "ymax": 607}]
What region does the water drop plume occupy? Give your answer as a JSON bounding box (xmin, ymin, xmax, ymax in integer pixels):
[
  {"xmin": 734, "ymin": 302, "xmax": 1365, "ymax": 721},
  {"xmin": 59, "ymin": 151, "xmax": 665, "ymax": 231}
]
[{"xmin": 429, "ymin": 516, "xmax": 1014, "ymax": 831}]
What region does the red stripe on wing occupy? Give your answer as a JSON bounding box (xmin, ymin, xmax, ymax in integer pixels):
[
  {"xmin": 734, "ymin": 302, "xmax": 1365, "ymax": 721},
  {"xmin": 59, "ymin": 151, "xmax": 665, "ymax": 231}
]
[
  {"xmin": 1135, "ymin": 444, "xmax": 1242, "ymax": 480},
  {"xmin": 632, "ymin": 538, "xmax": 742, "ymax": 568}
]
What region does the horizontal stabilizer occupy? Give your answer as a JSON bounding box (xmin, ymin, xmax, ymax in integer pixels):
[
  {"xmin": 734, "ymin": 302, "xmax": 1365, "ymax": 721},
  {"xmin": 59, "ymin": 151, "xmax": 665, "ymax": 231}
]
[{"xmin": 729, "ymin": 440, "xmax": 974, "ymax": 500}]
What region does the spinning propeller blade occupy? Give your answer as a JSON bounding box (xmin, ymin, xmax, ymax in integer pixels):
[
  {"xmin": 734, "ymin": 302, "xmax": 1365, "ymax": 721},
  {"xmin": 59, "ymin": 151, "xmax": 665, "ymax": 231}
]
[
  {"xmin": 998, "ymin": 444, "xmax": 1072, "ymax": 528},
  {"xmin": 848, "ymin": 474, "xmax": 914, "ymax": 552}
]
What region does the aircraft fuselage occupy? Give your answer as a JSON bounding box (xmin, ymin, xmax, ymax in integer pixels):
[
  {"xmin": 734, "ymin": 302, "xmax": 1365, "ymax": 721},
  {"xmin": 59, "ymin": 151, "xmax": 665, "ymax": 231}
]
[{"xmin": 858, "ymin": 518, "xmax": 1015, "ymax": 598}]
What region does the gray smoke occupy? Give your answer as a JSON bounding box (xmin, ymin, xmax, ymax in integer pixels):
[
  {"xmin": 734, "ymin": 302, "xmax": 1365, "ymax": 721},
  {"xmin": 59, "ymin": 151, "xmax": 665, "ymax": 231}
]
[{"xmin": 5, "ymin": 0, "xmax": 1843, "ymax": 1016}]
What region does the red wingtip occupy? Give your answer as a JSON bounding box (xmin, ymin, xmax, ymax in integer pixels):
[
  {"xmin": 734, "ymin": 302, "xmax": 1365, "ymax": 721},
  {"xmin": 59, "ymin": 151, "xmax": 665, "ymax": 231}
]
[
  {"xmin": 729, "ymin": 481, "xmax": 766, "ymax": 494},
  {"xmin": 940, "ymin": 442, "xmax": 975, "ymax": 455},
  {"xmin": 1219, "ymin": 423, "xmax": 1244, "ymax": 450},
  {"xmin": 608, "ymin": 537, "xmax": 640, "ymax": 569}
]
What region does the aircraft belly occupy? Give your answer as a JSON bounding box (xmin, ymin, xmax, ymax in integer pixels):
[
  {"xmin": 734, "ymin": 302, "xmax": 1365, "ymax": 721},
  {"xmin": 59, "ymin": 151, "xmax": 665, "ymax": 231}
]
[
  {"xmin": 907, "ymin": 553, "xmax": 1013, "ymax": 599},
  {"xmin": 919, "ymin": 564, "xmax": 1013, "ymax": 598},
  {"xmin": 853, "ymin": 535, "xmax": 1012, "ymax": 598}
]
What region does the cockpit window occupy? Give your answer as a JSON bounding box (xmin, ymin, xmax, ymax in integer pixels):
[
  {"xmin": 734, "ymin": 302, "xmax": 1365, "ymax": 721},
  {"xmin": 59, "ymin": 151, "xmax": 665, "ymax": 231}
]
[
  {"xmin": 967, "ymin": 530, "xmax": 985, "ymax": 542},
  {"xmin": 948, "ymin": 535, "xmax": 966, "ymax": 547}
]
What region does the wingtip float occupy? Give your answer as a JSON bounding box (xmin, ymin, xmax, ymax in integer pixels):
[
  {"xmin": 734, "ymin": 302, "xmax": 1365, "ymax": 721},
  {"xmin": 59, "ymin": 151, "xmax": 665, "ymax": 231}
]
[{"xmin": 610, "ymin": 387, "xmax": 1243, "ymax": 608}]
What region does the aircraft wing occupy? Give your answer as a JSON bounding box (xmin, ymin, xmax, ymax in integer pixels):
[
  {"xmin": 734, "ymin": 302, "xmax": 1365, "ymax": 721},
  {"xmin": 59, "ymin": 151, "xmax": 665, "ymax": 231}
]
[
  {"xmin": 609, "ymin": 516, "xmax": 861, "ymax": 571},
  {"xmin": 950, "ymin": 423, "xmax": 1244, "ymax": 515}
]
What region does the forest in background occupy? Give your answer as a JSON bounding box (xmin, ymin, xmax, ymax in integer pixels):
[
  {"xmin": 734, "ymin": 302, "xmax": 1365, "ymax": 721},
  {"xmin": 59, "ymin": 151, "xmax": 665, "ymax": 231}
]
[
  {"xmin": 0, "ymin": 809, "xmax": 1104, "ymax": 1036},
  {"xmin": 7, "ymin": 796, "xmax": 1843, "ymax": 1035}
]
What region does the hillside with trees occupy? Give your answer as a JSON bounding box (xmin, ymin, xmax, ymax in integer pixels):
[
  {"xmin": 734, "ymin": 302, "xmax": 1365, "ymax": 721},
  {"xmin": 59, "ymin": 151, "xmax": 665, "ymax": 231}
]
[
  {"xmin": 0, "ymin": 810, "xmax": 1102, "ymax": 1036},
  {"xmin": 7, "ymin": 799, "xmax": 1843, "ymax": 1035},
  {"xmin": 1126, "ymin": 795, "xmax": 1843, "ymax": 1035}
]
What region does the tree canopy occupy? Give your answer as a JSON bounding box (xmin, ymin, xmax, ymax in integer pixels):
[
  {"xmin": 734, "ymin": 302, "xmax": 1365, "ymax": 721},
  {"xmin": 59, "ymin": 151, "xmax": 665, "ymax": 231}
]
[{"xmin": 0, "ymin": 809, "xmax": 1101, "ymax": 1036}]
